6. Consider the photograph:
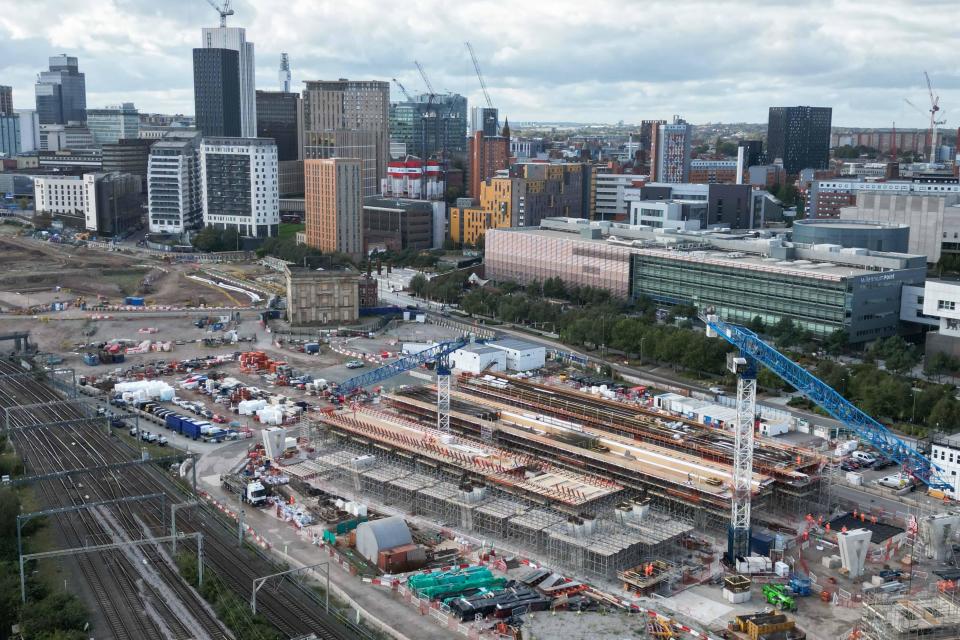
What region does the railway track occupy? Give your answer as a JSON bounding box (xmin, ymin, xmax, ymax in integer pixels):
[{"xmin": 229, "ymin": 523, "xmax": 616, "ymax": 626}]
[{"xmin": 0, "ymin": 360, "xmax": 368, "ymax": 640}]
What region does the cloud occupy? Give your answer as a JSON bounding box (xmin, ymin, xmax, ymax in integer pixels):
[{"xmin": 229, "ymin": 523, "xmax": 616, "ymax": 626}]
[{"xmin": 0, "ymin": 0, "xmax": 957, "ymax": 127}]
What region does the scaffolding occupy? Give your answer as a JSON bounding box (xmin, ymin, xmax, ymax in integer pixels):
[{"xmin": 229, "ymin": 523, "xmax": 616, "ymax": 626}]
[
  {"xmin": 293, "ymin": 432, "xmax": 695, "ymax": 583},
  {"xmin": 856, "ymin": 591, "xmax": 960, "ymax": 640}
]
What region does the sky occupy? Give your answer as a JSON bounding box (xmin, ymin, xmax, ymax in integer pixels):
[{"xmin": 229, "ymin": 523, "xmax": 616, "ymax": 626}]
[{"xmin": 1, "ymin": 0, "xmax": 958, "ymax": 128}]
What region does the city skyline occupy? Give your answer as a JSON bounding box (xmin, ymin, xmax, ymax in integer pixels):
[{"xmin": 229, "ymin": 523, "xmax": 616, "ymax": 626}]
[{"xmin": 1, "ymin": 0, "xmax": 957, "ymax": 127}]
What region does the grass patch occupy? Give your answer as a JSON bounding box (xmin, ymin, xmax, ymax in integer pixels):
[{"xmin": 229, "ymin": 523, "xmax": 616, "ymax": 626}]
[
  {"xmin": 99, "ymin": 268, "xmax": 149, "ymax": 296},
  {"xmin": 278, "ymin": 223, "xmax": 305, "ymax": 241}
]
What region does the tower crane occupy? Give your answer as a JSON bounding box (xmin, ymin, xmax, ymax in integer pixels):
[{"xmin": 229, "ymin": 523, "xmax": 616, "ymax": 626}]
[
  {"xmin": 924, "ymin": 71, "xmax": 947, "ymax": 163},
  {"xmin": 415, "ymin": 61, "xmax": 436, "ymax": 97},
  {"xmin": 465, "ymin": 42, "xmax": 494, "ymax": 109},
  {"xmin": 204, "ymin": 0, "xmax": 234, "ymax": 27},
  {"xmin": 331, "ymin": 338, "xmax": 469, "ymax": 433},
  {"xmin": 704, "ymin": 314, "xmax": 951, "ymax": 562}
]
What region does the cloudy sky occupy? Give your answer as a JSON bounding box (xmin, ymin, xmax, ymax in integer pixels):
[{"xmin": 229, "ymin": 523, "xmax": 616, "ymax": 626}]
[{"xmin": 1, "ymin": 0, "xmax": 957, "ymax": 127}]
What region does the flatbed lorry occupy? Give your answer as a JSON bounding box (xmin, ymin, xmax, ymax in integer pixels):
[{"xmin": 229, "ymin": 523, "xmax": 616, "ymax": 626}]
[{"xmin": 221, "ymin": 473, "xmax": 268, "ymax": 506}]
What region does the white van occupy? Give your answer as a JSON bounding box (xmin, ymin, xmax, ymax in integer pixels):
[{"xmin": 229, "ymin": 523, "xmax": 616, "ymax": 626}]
[
  {"xmin": 852, "ymin": 450, "xmax": 877, "ymax": 466},
  {"xmin": 877, "ymin": 474, "xmax": 907, "ymax": 489}
]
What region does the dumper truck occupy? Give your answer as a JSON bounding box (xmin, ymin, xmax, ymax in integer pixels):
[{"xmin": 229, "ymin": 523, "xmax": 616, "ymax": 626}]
[{"xmin": 221, "ymin": 473, "xmax": 268, "ymax": 506}]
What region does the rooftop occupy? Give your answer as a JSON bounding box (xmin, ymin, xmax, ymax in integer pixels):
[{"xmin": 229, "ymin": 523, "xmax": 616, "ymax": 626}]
[{"xmin": 494, "ymin": 226, "xmax": 903, "ymax": 280}]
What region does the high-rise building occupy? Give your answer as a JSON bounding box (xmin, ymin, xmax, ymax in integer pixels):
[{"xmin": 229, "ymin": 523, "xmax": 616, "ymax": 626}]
[
  {"xmin": 201, "ymin": 27, "xmax": 256, "ymax": 137},
  {"xmin": 0, "ymin": 86, "xmax": 12, "ymax": 116},
  {"xmin": 0, "ymin": 115, "xmax": 21, "ymax": 156},
  {"xmin": 304, "ymin": 158, "xmax": 363, "ymax": 256},
  {"xmin": 82, "ymin": 172, "xmax": 143, "ymax": 236},
  {"xmin": 255, "ymin": 91, "xmax": 301, "ymax": 161},
  {"xmin": 35, "ymin": 54, "xmax": 86, "ymax": 125},
  {"xmin": 147, "ymin": 130, "xmax": 202, "ymax": 234},
  {"xmin": 766, "ymin": 106, "xmax": 832, "ymax": 174},
  {"xmin": 654, "ymin": 117, "xmax": 691, "ymax": 183},
  {"xmin": 302, "ymin": 80, "xmax": 390, "ymax": 197},
  {"xmin": 102, "ymin": 138, "xmax": 154, "ymax": 193},
  {"xmin": 15, "ymin": 109, "xmax": 40, "ymax": 152},
  {"xmin": 193, "ymin": 48, "xmax": 241, "ymax": 138},
  {"xmin": 470, "ymin": 106, "xmax": 499, "ymax": 136},
  {"xmin": 200, "ymin": 137, "xmax": 279, "ymax": 239},
  {"xmin": 736, "ymin": 140, "xmax": 765, "ymax": 184},
  {"xmin": 257, "ymin": 90, "xmax": 303, "ymax": 197},
  {"xmin": 390, "ymin": 93, "xmax": 467, "ymax": 159},
  {"xmin": 468, "ymin": 119, "xmax": 510, "ymax": 198},
  {"xmin": 87, "ymin": 103, "xmax": 140, "ymax": 145},
  {"xmin": 639, "ymin": 119, "xmax": 666, "ymax": 175}
]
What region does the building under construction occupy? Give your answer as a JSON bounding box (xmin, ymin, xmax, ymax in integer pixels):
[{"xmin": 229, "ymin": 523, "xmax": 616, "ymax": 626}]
[
  {"xmin": 294, "ymin": 405, "xmax": 695, "ymax": 581},
  {"xmin": 386, "ymin": 374, "xmax": 822, "ymax": 531},
  {"xmin": 855, "ymin": 591, "xmax": 960, "ymax": 640}
]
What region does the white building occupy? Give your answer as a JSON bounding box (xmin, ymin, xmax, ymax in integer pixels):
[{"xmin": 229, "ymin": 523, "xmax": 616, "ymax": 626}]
[
  {"xmin": 593, "ymin": 173, "xmax": 641, "ymax": 220},
  {"xmin": 201, "ymin": 27, "xmax": 256, "ymax": 138},
  {"xmin": 200, "ymin": 137, "xmax": 279, "ymax": 238},
  {"xmin": 929, "ymin": 436, "xmax": 960, "ymax": 496},
  {"xmin": 450, "ymin": 344, "xmax": 506, "ymax": 374},
  {"xmin": 487, "ymin": 339, "xmax": 545, "ymax": 372},
  {"xmin": 628, "ymin": 199, "xmax": 704, "ymax": 230},
  {"xmin": 39, "ymin": 123, "xmax": 94, "ymax": 151},
  {"xmin": 34, "ymin": 175, "xmax": 85, "ymax": 215},
  {"xmin": 147, "ymin": 131, "xmax": 202, "ymax": 234}
]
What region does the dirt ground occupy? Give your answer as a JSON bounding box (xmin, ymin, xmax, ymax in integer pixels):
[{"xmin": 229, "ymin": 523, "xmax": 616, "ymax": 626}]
[{"xmin": 0, "ymin": 233, "xmax": 246, "ymax": 308}]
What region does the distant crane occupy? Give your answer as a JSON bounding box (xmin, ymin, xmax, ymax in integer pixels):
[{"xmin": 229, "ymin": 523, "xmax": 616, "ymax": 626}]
[
  {"xmin": 279, "ymin": 53, "xmax": 290, "ymax": 93},
  {"xmin": 414, "ymin": 61, "xmax": 436, "ymax": 97},
  {"xmin": 465, "ymin": 41, "xmax": 494, "ymax": 109},
  {"xmin": 204, "ymin": 0, "xmax": 234, "ymax": 27},
  {"xmin": 413, "ymin": 61, "xmax": 444, "ymax": 161},
  {"xmin": 924, "ymin": 71, "xmax": 947, "ymax": 163},
  {"xmin": 391, "ymin": 78, "xmax": 415, "ymax": 103}
]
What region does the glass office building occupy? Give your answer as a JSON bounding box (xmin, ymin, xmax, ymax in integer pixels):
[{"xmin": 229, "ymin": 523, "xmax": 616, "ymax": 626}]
[{"xmin": 631, "ymin": 249, "xmax": 924, "ymax": 341}]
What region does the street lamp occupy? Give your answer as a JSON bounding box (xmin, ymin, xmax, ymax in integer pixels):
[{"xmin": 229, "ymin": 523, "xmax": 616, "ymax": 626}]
[{"xmin": 640, "ymin": 335, "xmax": 648, "ymax": 366}]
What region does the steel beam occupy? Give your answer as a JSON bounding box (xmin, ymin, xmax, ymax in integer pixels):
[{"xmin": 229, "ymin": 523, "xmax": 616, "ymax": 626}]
[
  {"xmin": 252, "ymin": 562, "xmax": 329, "ymax": 615},
  {"xmin": 11, "ymin": 453, "xmax": 196, "ymax": 486},
  {"xmin": 16, "ymin": 493, "xmax": 166, "ymax": 569},
  {"xmin": 20, "ymin": 532, "xmax": 203, "ymax": 602},
  {"xmin": 171, "ymin": 501, "xmax": 199, "ymax": 555},
  {"xmin": 4, "ymin": 413, "xmax": 137, "ymax": 434}
]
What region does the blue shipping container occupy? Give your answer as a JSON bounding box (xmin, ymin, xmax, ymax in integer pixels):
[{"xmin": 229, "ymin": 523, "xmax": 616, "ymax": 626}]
[
  {"xmin": 181, "ymin": 420, "xmax": 201, "ymax": 440},
  {"xmin": 124, "ymin": 296, "xmax": 145, "ymax": 306},
  {"xmin": 166, "ymin": 413, "xmax": 182, "ymax": 430}
]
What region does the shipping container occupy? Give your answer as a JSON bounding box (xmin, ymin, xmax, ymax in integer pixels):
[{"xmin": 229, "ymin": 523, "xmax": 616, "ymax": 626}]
[
  {"xmin": 180, "ymin": 420, "xmax": 201, "ymax": 440},
  {"xmin": 124, "ymin": 296, "xmax": 145, "ymax": 306},
  {"xmin": 165, "ymin": 413, "xmax": 183, "ymax": 430},
  {"xmin": 83, "ymin": 353, "xmax": 99, "ymax": 366}
]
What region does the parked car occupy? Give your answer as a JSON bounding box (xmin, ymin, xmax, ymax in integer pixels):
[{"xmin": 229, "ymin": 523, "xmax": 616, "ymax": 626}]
[
  {"xmin": 708, "ymin": 386, "xmax": 726, "ymax": 396},
  {"xmin": 840, "ymin": 460, "xmax": 860, "ymax": 472},
  {"xmin": 345, "ymin": 360, "xmax": 365, "ymax": 369}
]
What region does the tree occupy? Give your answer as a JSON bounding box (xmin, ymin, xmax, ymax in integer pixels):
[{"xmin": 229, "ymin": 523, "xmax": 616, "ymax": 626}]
[
  {"xmin": 191, "ymin": 225, "xmax": 223, "ymax": 252},
  {"xmin": 824, "ymin": 329, "xmax": 848, "ymax": 355},
  {"xmin": 409, "ymin": 273, "xmax": 428, "ymax": 297},
  {"xmin": 927, "ymin": 396, "xmax": 960, "ymax": 433},
  {"xmin": 748, "ymin": 315, "xmax": 765, "ymax": 334},
  {"xmin": 542, "ymin": 276, "xmax": 567, "ymax": 300}
]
